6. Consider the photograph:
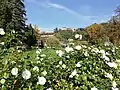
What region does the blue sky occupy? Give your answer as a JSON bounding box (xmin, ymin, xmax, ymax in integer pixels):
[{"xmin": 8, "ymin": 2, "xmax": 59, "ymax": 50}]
[{"xmin": 25, "ymin": 0, "xmax": 120, "ymax": 32}]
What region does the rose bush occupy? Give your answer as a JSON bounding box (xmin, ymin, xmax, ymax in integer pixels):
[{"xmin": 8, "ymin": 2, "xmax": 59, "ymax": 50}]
[{"xmin": 0, "ymin": 34, "xmax": 120, "ymax": 90}]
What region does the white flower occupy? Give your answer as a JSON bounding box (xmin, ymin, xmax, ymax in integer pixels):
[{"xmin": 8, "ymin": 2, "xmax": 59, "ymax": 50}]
[
  {"xmin": 66, "ymin": 55, "xmax": 70, "ymax": 58},
  {"xmin": 22, "ymin": 69, "xmax": 31, "ymax": 80},
  {"xmin": 91, "ymin": 87, "xmax": 98, "ymax": 90},
  {"xmin": 65, "ymin": 46, "xmax": 73, "ymax": 53},
  {"xmin": 75, "ymin": 45, "xmax": 82, "ymax": 50},
  {"xmin": 76, "ymin": 62, "xmax": 81, "ymax": 67},
  {"xmin": 62, "ymin": 64, "xmax": 66, "ymax": 69},
  {"xmin": 46, "ymin": 88, "xmax": 52, "ymax": 90},
  {"xmin": 37, "ymin": 76, "xmax": 46, "ymax": 85},
  {"xmin": 0, "ymin": 79, "xmax": 5, "ymax": 84},
  {"xmin": 105, "ymin": 73, "xmax": 113, "ymax": 80},
  {"xmin": 116, "ymin": 59, "xmax": 120, "ymax": 63},
  {"xmin": 59, "ymin": 61, "xmax": 63, "ymax": 65},
  {"xmin": 42, "ymin": 70, "xmax": 47, "ymax": 76},
  {"xmin": 75, "ymin": 34, "xmax": 79, "ymax": 39},
  {"xmin": 112, "ymin": 87, "xmax": 119, "ymax": 90},
  {"xmin": 56, "ymin": 50, "xmax": 64, "ymax": 57},
  {"xmin": 56, "ymin": 50, "xmax": 59, "ymax": 54},
  {"xmin": 113, "ymin": 81, "xmax": 117, "ymax": 88},
  {"xmin": 36, "ymin": 50, "xmax": 40, "ymax": 54},
  {"xmin": 103, "ymin": 55, "xmax": 110, "ymax": 61},
  {"xmin": 11, "ymin": 68, "xmax": 18, "ymax": 76},
  {"xmin": 33, "ymin": 66, "xmax": 39, "ymax": 72},
  {"xmin": 0, "ymin": 28, "xmax": 5, "ymax": 35},
  {"xmin": 12, "ymin": 30, "xmax": 15, "ymax": 33},
  {"xmin": 18, "ymin": 50, "xmax": 22, "ymax": 53},
  {"xmin": 79, "ymin": 34, "xmax": 82, "ymax": 40},
  {"xmin": 71, "ymin": 69, "xmax": 77, "ymax": 76},
  {"xmin": 0, "ymin": 42, "xmax": 4, "ymax": 45},
  {"xmin": 69, "ymin": 75, "xmax": 73, "ymax": 78},
  {"xmin": 107, "ymin": 62, "xmax": 117, "ymax": 68}
]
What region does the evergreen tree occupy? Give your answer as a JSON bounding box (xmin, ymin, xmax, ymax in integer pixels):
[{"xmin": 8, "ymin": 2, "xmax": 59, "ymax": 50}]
[
  {"xmin": 0, "ymin": 0, "xmax": 28, "ymax": 48},
  {"xmin": 6, "ymin": 0, "xmax": 27, "ymax": 45}
]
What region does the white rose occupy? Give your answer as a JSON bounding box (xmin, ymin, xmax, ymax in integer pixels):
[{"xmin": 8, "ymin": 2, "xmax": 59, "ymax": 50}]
[
  {"xmin": 11, "ymin": 68, "xmax": 18, "ymax": 76},
  {"xmin": 112, "ymin": 87, "xmax": 119, "ymax": 90},
  {"xmin": 112, "ymin": 81, "xmax": 117, "ymax": 88},
  {"xmin": 103, "ymin": 55, "xmax": 110, "ymax": 61},
  {"xmin": 56, "ymin": 50, "xmax": 64, "ymax": 57},
  {"xmin": 12, "ymin": 30, "xmax": 15, "ymax": 33},
  {"xmin": 75, "ymin": 45, "xmax": 81, "ymax": 50},
  {"xmin": 105, "ymin": 73, "xmax": 113, "ymax": 80},
  {"xmin": 37, "ymin": 76, "xmax": 46, "ymax": 85},
  {"xmin": 71, "ymin": 69, "xmax": 77, "ymax": 76},
  {"xmin": 76, "ymin": 62, "xmax": 81, "ymax": 67},
  {"xmin": 107, "ymin": 62, "xmax": 117, "ymax": 68},
  {"xmin": 91, "ymin": 87, "xmax": 98, "ymax": 90},
  {"xmin": 33, "ymin": 66, "xmax": 39, "ymax": 72},
  {"xmin": 75, "ymin": 34, "xmax": 79, "ymax": 39},
  {"xmin": 0, "ymin": 42, "xmax": 4, "ymax": 45},
  {"xmin": 62, "ymin": 64, "xmax": 66, "ymax": 69},
  {"xmin": 59, "ymin": 61, "xmax": 63, "ymax": 65},
  {"xmin": 69, "ymin": 75, "xmax": 73, "ymax": 78},
  {"xmin": 22, "ymin": 69, "xmax": 31, "ymax": 80},
  {"xmin": 79, "ymin": 34, "xmax": 82, "ymax": 40},
  {"xmin": 0, "ymin": 28, "xmax": 5, "ymax": 35},
  {"xmin": 65, "ymin": 46, "xmax": 73, "ymax": 53}
]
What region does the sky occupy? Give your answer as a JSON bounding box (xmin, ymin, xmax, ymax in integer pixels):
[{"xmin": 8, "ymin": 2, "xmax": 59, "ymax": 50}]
[{"xmin": 25, "ymin": 0, "xmax": 120, "ymax": 32}]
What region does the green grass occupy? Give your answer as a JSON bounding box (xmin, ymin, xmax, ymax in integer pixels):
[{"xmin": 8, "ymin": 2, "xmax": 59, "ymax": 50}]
[{"xmin": 0, "ymin": 48, "xmax": 59, "ymax": 63}]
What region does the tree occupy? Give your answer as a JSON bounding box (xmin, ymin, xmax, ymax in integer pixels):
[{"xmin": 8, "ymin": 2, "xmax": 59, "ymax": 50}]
[
  {"xmin": 55, "ymin": 28, "xmax": 73, "ymax": 43},
  {"xmin": 24, "ymin": 24, "xmax": 36, "ymax": 48},
  {"xmin": 0, "ymin": 0, "xmax": 12, "ymax": 31},
  {"xmin": 0, "ymin": 0, "xmax": 27, "ymax": 48},
  {"xmin": 33, "ymin": 25, "xmax": 41, "ymax": 41}
]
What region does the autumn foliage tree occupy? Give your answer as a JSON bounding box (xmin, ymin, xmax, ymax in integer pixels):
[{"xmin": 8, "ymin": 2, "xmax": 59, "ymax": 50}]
[{"xmin": 33, "ymin": 25, "xmax": 41, "ymax": 41}]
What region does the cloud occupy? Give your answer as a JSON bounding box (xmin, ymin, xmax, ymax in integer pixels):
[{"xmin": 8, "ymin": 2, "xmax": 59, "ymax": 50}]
[
  {"xmin": 47, "ymin": 3, "xmax": 81, "ymax": 18},
  {"xmin": 25, "ymin": 0, "xmax": 110, "ymax": 29},
  {"xmin": 26, "ymin": 0, "xmax": 95, "ymax": 20}
]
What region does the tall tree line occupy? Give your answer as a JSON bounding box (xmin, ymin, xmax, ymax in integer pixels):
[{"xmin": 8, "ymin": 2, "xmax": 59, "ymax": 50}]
[{"xmin": 0, "ymin": 0, "xmax": 37, "ymax": 48}]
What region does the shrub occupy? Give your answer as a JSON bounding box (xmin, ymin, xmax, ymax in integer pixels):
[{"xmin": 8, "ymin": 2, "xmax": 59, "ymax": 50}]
[
  {"xmin": 46, "ymin": 36, "xmax": 60, "ymax": 48},
  {"xmin": 0, "ymin": 35, "xmax": 120, "ymax": 90}
]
